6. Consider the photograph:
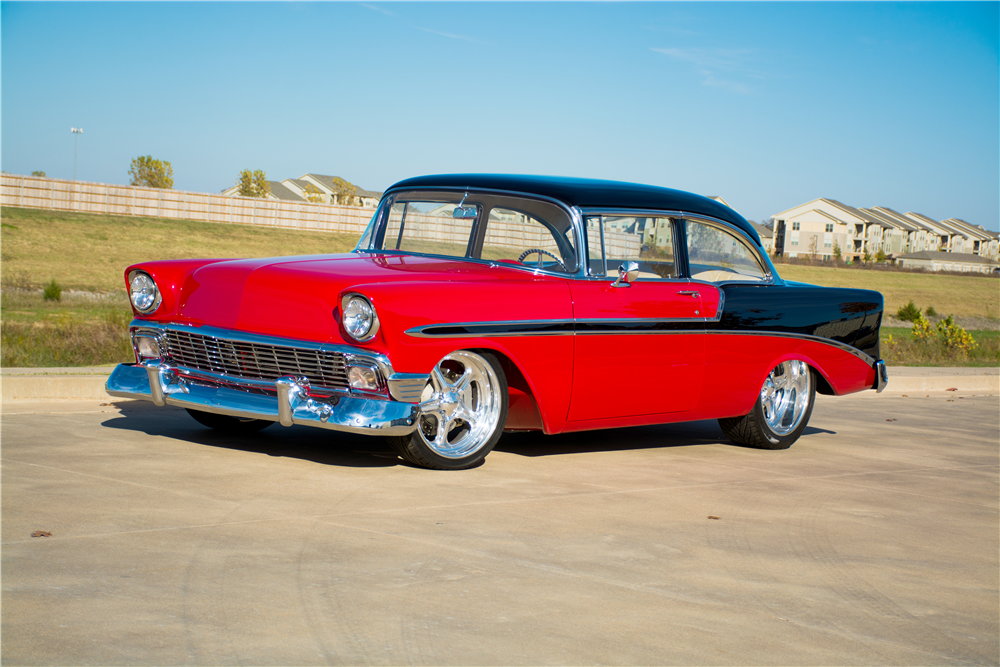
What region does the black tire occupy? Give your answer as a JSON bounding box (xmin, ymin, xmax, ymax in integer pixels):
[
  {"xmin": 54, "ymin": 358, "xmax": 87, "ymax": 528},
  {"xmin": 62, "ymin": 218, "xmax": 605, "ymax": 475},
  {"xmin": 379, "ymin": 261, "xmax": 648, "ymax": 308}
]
[
  {"xmin": 719, "ymin": 360, "xmax": 816, "ymax": 450},
  {"xmin": 185, "ymin": 408, "xmax": 274, "ymax": 434},
  {"xmin": 387, "ymin": 350, "xmax": 508, "ymax": 470}
]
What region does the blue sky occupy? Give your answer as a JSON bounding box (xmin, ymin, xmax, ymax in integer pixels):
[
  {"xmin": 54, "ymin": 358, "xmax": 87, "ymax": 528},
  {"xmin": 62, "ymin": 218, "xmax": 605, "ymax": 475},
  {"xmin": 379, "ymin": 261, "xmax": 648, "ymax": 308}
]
[{"xmin": 2, "ymin": 2, "xmax": 997, "ymax": 229}]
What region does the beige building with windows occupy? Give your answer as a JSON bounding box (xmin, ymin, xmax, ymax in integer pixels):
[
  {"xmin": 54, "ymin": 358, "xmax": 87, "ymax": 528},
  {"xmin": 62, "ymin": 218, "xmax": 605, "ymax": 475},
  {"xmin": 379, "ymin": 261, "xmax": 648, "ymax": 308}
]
[
  {"xmin": 223, "ymin": 173, "xmax": 382, "ymax": 208},
  {"xmin": 772, "ymin": 198, "xmax": 998, "ymax": 264}
]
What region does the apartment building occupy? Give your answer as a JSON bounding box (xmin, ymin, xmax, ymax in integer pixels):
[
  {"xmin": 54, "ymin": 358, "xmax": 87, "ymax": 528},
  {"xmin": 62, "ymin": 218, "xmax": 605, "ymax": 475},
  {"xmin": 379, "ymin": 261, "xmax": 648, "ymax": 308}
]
[{"xmin": 772, "ymin": 199, "xmax": 998, "ymax": 263}]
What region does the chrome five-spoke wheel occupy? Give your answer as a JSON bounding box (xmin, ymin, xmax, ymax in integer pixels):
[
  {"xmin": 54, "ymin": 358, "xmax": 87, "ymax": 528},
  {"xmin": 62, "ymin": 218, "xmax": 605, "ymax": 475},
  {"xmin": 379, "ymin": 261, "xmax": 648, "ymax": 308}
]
[
  {"xmin": 718, "ymin": 360, "xmax": 816, "ymax": 450},
  {"xmin": 387, "ymin": 350, "xmax": 508, "ymax": 469}
]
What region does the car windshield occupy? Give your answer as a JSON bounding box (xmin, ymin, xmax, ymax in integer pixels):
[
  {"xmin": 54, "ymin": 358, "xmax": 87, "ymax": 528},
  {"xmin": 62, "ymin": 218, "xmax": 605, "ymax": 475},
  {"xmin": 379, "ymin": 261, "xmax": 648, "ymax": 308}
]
[{"xmin": 365, "ymin": 190, "xmax": 579, "ymax": 274}]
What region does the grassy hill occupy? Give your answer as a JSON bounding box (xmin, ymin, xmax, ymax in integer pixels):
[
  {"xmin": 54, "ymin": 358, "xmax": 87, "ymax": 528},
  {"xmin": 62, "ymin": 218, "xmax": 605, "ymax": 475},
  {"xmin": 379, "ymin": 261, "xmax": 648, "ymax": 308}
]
[{"xmin": 1, "ymin": 206, "xmax": 361, "ymax": 292}]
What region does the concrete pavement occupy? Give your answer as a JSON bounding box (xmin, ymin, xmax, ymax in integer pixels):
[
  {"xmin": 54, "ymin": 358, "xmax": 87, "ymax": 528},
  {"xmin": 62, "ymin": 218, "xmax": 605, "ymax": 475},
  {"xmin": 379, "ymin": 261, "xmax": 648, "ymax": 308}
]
[{"xmin": 1, "ymin": 390, "xmax": 997, "ymax": 665}]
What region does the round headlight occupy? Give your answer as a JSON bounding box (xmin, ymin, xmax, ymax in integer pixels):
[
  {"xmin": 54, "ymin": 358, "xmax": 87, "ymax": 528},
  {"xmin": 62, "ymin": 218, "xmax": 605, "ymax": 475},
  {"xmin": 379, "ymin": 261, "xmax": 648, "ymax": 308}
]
[
  {"xmin": 129, "ymin": 271, "xmax": 160, "ymax": 314},
  {"xmin": 342, "ymin": 294, "xmax": 379, "ymax": 342}
]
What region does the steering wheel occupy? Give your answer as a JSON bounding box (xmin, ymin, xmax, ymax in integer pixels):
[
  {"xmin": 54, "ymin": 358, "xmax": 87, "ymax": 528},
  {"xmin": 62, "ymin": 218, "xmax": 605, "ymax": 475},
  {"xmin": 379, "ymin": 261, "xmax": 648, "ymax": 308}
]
[{"xmin": 517, "ymin": 248, "xmax": 568, "ymax": 272}]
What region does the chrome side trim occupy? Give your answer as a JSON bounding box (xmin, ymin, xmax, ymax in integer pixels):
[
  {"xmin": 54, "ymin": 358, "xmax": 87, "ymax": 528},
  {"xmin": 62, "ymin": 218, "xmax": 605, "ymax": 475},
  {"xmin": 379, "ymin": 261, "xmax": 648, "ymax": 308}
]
[
  {"xmin": 706, "ymin": 330, "xmax": 878, "ymax": 366},
  {"xmin": 106, "ymin": 364, "xmax": 418, "ymax": 436},
  {"xmin": 406, "ymin": 320, "xmax": 576, "ymax": 338},
  {"xmin": 406, "ymin": 317, "xmax": 720, "ymax": 339}
]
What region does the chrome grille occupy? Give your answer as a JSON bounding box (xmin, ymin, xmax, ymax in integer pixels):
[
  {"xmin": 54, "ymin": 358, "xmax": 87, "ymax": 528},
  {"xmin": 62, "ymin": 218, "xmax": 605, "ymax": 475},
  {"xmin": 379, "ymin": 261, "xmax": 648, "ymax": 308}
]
[{"xmin": 162, "ymin": 330, "xmax": 348, "ymax": 391}]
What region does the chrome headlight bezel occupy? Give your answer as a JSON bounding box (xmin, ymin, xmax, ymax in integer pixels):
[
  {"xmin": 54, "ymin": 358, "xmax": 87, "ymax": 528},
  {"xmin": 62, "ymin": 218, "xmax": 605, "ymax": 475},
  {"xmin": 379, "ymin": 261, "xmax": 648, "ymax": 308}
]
[
  {"xmin": 341, "ymin": 293, "xmax": 380, "ymax": 343},
  {"xmin": 128, "ymin": 270, "xmax": 161, "ymax": 314}
]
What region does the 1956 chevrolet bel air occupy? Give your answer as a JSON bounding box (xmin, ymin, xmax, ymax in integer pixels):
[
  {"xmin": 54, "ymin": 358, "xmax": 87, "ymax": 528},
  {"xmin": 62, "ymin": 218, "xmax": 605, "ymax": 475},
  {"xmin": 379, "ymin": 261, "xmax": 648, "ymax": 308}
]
[{"xmin": 107, "ymin": 174, "xmax": 888, "ymax": 469}]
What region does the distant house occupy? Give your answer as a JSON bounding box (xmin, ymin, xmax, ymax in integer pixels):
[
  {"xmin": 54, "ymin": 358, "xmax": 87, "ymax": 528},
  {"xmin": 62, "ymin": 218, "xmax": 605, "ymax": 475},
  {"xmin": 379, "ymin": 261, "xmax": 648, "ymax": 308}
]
[
  {"xmin": 772, "ymin": 198, "xmax": 999, "ymax": 262},
  {"xmin": 896, "ymin": 251, "xmax": 998, "ymax": 274},
  {"xmin": 220, "ymin": 180, "xmax": 303, "ymax": 202},
  {"xmin": 750, "ymin": 222, "xmax": 774, "ymax": 254},
  {"xmin": 281, "ymin": 174, "xmax": 382, "ymax": 208},
  {"xmin": 222, "ymin": 173, "xmax": 382, "ymax": 208}
]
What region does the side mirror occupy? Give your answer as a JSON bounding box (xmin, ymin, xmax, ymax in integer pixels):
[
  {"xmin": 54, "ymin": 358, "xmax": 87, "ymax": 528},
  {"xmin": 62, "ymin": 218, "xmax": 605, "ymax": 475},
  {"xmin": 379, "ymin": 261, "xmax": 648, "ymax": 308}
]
[{"xmin": 612, "ymin": 261, "xmax": 639, "ymax": 288}]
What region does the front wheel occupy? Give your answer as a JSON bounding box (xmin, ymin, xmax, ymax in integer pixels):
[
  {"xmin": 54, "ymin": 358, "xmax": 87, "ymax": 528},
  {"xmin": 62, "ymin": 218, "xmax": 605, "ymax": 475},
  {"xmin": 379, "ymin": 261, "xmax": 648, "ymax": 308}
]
[
  {"xmin": 718, "ymin": 360, "xmax": 815, "ymax": 450},
  {"xmin": 387, "ymin": 350, "xmax": 508, "ymax": 470}
]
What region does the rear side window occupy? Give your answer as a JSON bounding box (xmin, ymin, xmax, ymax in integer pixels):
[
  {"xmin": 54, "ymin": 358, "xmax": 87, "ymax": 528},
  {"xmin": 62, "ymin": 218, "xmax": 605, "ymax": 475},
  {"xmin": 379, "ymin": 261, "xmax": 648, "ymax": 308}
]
[{"xmin": 686, "ymin": 220, "xmax": 766, "ymax": 283}]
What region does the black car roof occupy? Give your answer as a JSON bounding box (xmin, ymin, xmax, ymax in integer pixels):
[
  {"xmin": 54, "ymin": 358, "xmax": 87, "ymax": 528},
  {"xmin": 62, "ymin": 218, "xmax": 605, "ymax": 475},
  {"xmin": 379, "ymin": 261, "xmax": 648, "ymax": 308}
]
[{"xmin": 387, "ymin": 173, "xmax": 761, "ymax": 247}]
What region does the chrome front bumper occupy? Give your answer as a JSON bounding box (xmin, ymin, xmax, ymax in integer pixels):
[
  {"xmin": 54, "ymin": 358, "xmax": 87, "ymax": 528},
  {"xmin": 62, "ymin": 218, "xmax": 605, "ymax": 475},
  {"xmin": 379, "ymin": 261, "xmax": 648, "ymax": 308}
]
[{"xmin": 106, "ymin": 362, "xmax": 419, "ymax": 436}]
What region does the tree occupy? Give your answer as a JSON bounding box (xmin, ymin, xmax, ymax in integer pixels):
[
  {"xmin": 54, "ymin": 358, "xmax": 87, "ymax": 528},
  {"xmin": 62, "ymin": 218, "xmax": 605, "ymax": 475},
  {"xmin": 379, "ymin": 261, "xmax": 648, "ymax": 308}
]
[
  {"xmin": 31, "ymin": 170, "xmax": 46, "ymax": 178},
  {"xmin": 833, "ymin": 241, "xmax": 842, "ymax": 261},
  {"xmin": 876, "ymin": 249, "xmax": 888, "ymax": 263},
  {"xmin": 129, "ymin": 155, "xmax": 174, "ymax": 189},
  {"xmin": 302, "ymin": 184, "xmax": 325, "ymax": 203},
  {"xmin": 862, "ymin": 248, "xmax": 873, "ymax": 265},
  {"xmin": 236, "ymin": 169, "xmax": 270, "ymax": 198},
  {"xmin": 330, "ymin": 176, "xmax": 357, "ymax": 205},
  {"xmin": 807, "ymin": 235, "xmax": 819, "ymax": 259}
]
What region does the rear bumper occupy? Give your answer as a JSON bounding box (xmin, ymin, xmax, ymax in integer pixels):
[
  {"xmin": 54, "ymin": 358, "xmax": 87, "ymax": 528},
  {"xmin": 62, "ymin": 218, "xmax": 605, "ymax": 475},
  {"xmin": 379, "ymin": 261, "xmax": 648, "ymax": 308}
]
[
  {"xmin": 874, "ymin": 359, "xmax": 888, "ymax": 393},
  {"xmin": 106, "ymin": 362, "xmax": 419, "ymax": 436}
]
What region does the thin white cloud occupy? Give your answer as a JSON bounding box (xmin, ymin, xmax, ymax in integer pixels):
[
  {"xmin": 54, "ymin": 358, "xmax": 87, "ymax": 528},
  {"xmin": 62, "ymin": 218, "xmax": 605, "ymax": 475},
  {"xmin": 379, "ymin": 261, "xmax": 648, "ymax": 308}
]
[
  {"xmin": 360, "ymin": 4, "xmax": 396, "ymax": 18},
  {"xmin": 414, "ymin": 26, "xmax": 478, "ymax": 43},
  {"xmin": 652, "ymin": 47, "xmax": 769, "ymax": 95}
]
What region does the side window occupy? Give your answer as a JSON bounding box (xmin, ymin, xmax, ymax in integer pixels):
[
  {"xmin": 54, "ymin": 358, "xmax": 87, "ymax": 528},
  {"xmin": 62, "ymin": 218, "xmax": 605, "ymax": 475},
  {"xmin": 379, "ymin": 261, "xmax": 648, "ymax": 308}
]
[
  {"xmin": 686, "ymin": 220, "xmax": 766, "ymax": 283},
  {"xmin": 600, "ymin": 216, "xmax": 677, "ymax": 280},
  {"xmin": 481, "ymin": 207, "xmax": 577, "ymax": 273}
]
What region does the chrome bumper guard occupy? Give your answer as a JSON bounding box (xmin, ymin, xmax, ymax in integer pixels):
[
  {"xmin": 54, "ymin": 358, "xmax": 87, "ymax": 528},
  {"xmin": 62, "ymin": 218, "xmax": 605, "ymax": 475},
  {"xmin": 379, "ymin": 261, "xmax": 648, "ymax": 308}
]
[
  {"xmin": 106, "ymin": 362, "xmax": 419, "ymax": 436},
  {"xmin": 874, "ymin": 359, "xmax": 888, "ymax": 393}
]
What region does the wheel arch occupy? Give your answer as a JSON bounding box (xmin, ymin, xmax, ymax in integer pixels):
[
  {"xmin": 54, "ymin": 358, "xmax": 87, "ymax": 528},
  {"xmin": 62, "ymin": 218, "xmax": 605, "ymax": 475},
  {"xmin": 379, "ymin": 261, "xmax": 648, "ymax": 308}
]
[{"xmin": 467, "ymin": 347, "xmax": 546, "ymax": 432}]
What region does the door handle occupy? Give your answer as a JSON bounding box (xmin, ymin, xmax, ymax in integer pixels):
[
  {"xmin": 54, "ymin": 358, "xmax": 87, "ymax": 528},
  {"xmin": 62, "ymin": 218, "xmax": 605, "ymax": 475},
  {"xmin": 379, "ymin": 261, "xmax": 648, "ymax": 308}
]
[{"xmin": 677, "ymin": 290, "xmax": 700, "ymax": 298}]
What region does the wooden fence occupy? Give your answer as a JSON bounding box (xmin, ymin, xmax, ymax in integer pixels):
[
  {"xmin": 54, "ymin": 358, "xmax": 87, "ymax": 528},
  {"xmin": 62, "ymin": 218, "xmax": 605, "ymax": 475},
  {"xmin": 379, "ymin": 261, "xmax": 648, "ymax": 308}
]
[
  {"xmin": 0, "ymin": 174, "xmax": 373, "ymax": 235},
  {"xmin": 1, "ymin": 173, "xmax": 640, "ymax": 257}
]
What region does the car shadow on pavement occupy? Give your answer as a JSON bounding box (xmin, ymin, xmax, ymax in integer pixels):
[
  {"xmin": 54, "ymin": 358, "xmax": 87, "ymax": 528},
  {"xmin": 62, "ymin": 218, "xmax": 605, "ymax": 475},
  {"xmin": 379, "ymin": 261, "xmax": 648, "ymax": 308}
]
[
  {"xmin": 101, "ymin": 401, "xmax": 836, "ymax": 464},
  {"xmin": 100, "ymin": 404, "xmax": 401, "ymax": 468},
  {"xmin": 496, "ymin": 421, "xmax": 835, "ymax": 457}
]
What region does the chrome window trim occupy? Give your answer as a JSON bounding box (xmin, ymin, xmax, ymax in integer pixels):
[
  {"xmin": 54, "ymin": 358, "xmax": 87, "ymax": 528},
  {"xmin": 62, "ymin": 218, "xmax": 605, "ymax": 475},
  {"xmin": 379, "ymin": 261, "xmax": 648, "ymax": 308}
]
[
  {"xmin": 370, "ymin": 186, "xmax": 588, "ymax": 278},
  {"xmin": 682, "ymin": 214, "xmax": 780, "ymax": 285}
]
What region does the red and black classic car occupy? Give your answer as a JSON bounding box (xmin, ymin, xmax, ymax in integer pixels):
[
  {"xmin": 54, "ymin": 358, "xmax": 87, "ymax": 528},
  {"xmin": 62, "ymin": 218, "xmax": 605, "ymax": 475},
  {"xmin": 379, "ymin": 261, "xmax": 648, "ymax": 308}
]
[{"xmin": 107, "ymin": 174, "xmax": 888, "ymax": 469}]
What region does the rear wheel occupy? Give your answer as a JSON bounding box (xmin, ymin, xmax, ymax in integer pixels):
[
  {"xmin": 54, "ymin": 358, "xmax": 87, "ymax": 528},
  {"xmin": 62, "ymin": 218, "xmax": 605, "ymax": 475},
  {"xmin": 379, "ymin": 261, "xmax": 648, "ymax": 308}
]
[
  {"xmin": 718, "ymin": 360, "xmax": 815, "ymax": 450},
  {"xmin": 185, "ymin": 409, "xmax": 274, "ymax": 434},
  {"xmin": 387, "ymin": 350, "xmax": 508, "ymax": 470}
]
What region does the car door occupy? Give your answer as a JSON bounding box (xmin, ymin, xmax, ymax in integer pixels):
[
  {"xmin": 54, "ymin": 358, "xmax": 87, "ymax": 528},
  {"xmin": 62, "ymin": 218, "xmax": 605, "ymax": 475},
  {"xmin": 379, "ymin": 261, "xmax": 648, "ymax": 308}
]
[{"xmin": 567, "ymin": 215, "xmax": 719, "ymax": 421}]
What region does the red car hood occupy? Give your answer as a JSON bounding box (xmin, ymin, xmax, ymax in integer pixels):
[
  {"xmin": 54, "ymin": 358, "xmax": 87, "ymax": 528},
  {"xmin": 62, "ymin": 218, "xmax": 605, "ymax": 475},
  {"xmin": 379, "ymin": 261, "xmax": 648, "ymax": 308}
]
[{"xmin": 176, "ymin": 253, "xmax": 558, "ymax": 343}]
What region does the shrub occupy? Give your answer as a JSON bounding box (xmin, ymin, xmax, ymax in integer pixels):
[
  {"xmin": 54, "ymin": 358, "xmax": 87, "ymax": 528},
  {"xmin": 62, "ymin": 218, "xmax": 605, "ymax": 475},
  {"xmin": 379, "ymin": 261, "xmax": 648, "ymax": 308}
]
[
  {"xmin": 936, "ymin": 315, "xmax": 977, "ymax": 355},
  {"xmin": 925, "ymin": 305, "xmax": 937, "ymax": 317},
  {"xmin": 42, "ymin": 279, "xmax": 62, "ymax": 302},
  {"xmin": 911, "ymin": 314, "xmax": 935, "ymax": 343},
  {"xmin": 896, "ymin": 300, "xmax": 921, "ymax": 322}
]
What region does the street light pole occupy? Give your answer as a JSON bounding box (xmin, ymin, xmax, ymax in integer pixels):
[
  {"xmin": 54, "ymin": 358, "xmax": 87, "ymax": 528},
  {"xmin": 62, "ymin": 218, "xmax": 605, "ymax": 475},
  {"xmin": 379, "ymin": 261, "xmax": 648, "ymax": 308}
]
[{"xmin": 71, "ymin": 127, "xmax": 83, "ymax": 180}]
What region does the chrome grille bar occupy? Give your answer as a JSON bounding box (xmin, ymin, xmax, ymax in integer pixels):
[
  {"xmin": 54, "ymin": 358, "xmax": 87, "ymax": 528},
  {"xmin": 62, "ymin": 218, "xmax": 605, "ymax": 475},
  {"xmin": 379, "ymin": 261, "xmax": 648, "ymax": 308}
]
[{"xmin": 163, "ymin": 330, "xmax": 349, "ymax": 391}]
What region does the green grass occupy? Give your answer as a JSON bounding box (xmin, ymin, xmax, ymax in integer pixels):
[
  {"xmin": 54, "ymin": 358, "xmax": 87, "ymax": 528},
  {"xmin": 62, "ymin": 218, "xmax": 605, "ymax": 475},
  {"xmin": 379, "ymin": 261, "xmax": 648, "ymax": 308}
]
[
  {"xmin": 777, "ymin": 263, "xmax": 999, "ymax": 321},
  {"xmin": 0, "ymin": 206, "xmax": 360, "ymax": 292},
  {"xmin": 880, "ymin": 326, "xmax": 999, "ymax": 367},
  {"xmin": 1, "ymin": 290, "xmax": 133, "ymax": 367}
]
